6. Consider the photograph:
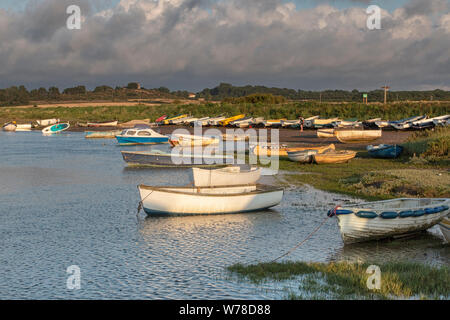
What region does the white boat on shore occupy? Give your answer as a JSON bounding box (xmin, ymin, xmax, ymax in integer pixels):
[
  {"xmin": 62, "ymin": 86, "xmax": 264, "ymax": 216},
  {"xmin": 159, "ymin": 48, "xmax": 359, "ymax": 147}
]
[
  {"xmin": 138, "ymin": 184, "xmax": 283, "ymax": 215},
  {"xmin": 439, "ymin": 217, "xmax": 450, "ymax": 242},
  {"xmin": 2, "ymin": 122, "xmax": 17, "ymax": 131},
  {"xmin": 87, "ymin": 121, "xmax": 118, "ymax": 127},
  {"xmin": 334, "ymin": 129, "xmax": 382, "ymax": 143},
  {"xmin": 15, "ymin": 123, "xmax": 32, "ymax": 131},
  {"xmin": 36, "ymin": 119, "xmax": 59, "ymax": 127},
  {"xmin": 329, "ymin": 198, "xmax": 450, "ymax": 244},
  {"xmin": 169, "ymin": 134, "xmax": 219, "ymax": 147},
  {"xmin": 192, "ymin": 166, "xmax": 261, "ymax": 187}
]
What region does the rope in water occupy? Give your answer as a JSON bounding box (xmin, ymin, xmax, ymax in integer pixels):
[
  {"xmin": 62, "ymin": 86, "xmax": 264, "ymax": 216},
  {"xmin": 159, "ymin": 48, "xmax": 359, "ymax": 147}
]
[{"xmin": 270, "ymin": 205, "xmax": 341, "ymax": 263}]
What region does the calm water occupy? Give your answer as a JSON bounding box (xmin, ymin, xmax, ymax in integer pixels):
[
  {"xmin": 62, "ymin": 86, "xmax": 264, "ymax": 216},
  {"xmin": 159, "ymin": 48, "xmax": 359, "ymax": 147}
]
[{"xmin": 0, "ymin": 131, "xmax": 448, "ymax": 299}]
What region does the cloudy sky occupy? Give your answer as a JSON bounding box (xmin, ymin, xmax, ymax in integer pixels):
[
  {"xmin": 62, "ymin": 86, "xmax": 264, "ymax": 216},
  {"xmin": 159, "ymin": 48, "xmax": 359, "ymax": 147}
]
[{"xmin": 0, "ymin": 0, "xmax": 449, "ymax": 91}]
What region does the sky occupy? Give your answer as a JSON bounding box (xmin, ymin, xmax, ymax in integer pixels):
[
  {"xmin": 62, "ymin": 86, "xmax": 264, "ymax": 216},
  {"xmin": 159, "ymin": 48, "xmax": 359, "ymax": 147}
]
[{"xmin": 0, "ymin": 0, "xmax": 449, "ymax": 92}]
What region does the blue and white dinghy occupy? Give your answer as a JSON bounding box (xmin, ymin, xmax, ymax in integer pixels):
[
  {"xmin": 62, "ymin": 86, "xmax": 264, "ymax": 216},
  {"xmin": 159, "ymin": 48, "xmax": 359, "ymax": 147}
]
[
  {"xmin": 42, "ymin": 123, "xmax": 70, "ymax": 135},
  {"xmin": 328, "ymin": 198, "xmax": 450, "ymax": 244}
]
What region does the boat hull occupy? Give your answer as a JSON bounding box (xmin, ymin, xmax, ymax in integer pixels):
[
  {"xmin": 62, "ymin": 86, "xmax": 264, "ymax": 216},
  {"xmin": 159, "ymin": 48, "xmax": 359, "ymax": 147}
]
[
  {"xmin": 139, "ymin": 184, "xmax": 283, "ymax": 215},
  {"xmin": 42, "ymin": 123, "xmax": 70, "ymax": 134},
  {"xmin": 313, "ymin": 151, "xmax": 356, "ymax": 164},
  {"xmin": 367, "ymin": 145, "xmax": 403, "ymax": 159},
  {"xmin": 335, "ymin": 130, "xmax": 382, "ymax": 143},
  {"xmin": 192, "ymin": 167, "xmax": 261, "ymax": 187},
  {"xmin": 85, "ymin": 130, "xmax": 122, "ymax": 139},
  {"xmin": 2, "ymin": 124, "xmax": 17, "ymax": 131},
  {"xmin": 116, "ymin": 135, "xmax": 169, "ymax": 145},
  {"xmin": 439, "ymin": 217, "xmax": 450, "ymax": 242},
  {"xmin": 287, "ymin": 150, "xmax": 318, "ymax": 163},
  {"xmin": 87, "ymin": 121, "xmax": 118, "ymax": 127},
  {"xmin": 334, "ymin": 198, "xmax": 450, "ymax": 244},
  {"xmin": 122, "ymin": 151, "xmax": 233, "ymax": 167}
]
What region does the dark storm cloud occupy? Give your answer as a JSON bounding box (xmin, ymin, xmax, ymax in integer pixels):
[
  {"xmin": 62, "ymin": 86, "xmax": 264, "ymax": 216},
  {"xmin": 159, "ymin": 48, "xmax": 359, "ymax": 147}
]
[{"xmin": 0, "ymin": 0, "xmax": 449, "ymax": 91}]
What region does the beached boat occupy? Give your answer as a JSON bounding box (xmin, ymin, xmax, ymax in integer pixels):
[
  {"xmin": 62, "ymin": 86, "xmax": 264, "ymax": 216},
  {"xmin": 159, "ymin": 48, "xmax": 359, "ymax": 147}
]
[
  {"xmin": 287, "ymin": 149, "xmax": 319, "ymax": 163},
  {"xmin": 138, "ymin": 184, "xmax": 283, "ymax": 215},
  {"xmin": 169, "ymin": 134, "xmax": 219, "ymax": 147},
  {"xmin": 115, "ymin": 127, "xmax": 169, "ymax": 145},
  {"xmin": 367, "ymin": 144, "xmax": 403, "ymax": 159},
  {"xmin": 317, "ymin": 128, "xmax": 335, "ymax": 138},
  {"xmin": 15, "ymin": 123, "xmax": 32, "ymax": 131},
  {"xmin": 207, "ymin": 116, "xmax": 226, "ymax": 126},
  {"xmin": 390, "ymin": 116, "xmax": 426, "ymax": 130},
  {"xmin": 231, "ymin": 117, "xmax": 254, "ymax": 128},
  {"xmin": 2, "ymin": 122, "xmax": 17, "ymax": 131},
  {"xmin": 87, "ymin": 121, "xmax": 118, "ymax": 127},
  {"xmin": 36, "ymin": 119, "xmax": 59, "ymax": 127},
  {"xmin": 439, "ymin": 217, "xmax": 450, "ymax": 242},
  {"xmin": 192, "ymin": 166, "xmax": 261, "ymax": 187},
  {"xmin": 118, "ymin": 119, "xmax": 152, "ymax": 128},
  {"xmin": 219, "ymin": 114, "xmax": 245, "ymax": 126},
  {"xmin": 222, "ymin": 133, "xmax": 249, "ymax": 141},
  {"xmin": 311, "ymin": 118, "xmax": 340, "ymax": 129},
  {"xmin": 42, "ymin": 123, "xmax": 70, "ymax": 135},
  {"xmin": 313, "ymin": 150, "xmax": 356, "ymax": 164},
  {"xmin": 163, "ymin": 114, "xmax": 188, "ymax": 125},
  {"xmin": 121, "ymin": 150, "xmax": 233, "ymax": 167},
  {"xmin": 155, "ymin": 115, "xmax": 167, "ymax": 123},
  {"xmin": 253, "ymin": 144, "xmax": 335, "ymax": 158},
  {"xmin": 334, "ymin": 129, "xmax": 382, "ymax": 143},
  {"xmin": 303, "ymin": 116, "xmax": 320, "ymax": 128},
  {"xmin": 85, "ymin": 130, "xmax": 122, "ymax": 139},
  {"xmin": 192, "ymin": 117, "xmax": 210, "ymax": 126},
  {"xmin": 281, "ymin": 119, "xmax": 300, "ymax": 128},
  {"xmin": 411, "ymin": 115, "xmax": 450, "ymax": 130},
  {"xmin": 332, "ymin": 119, "xmax": 361, "ymax": 128},
  {"xmin": 263, "ymin": 119, "xmax": 286, "ymax": 128},
  {"xmin": 328, "ymin": 198, "xmax": 450, "ymax": 244}
]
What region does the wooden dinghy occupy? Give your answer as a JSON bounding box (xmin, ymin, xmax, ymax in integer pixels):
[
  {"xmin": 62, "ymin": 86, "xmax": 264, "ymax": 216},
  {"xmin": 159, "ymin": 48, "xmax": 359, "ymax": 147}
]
[
  {"xmin": 85, "ymin": 130, "xmax": 122, "ymax": 139},
  {"xmin": 169, "ymin": 134, "xmax": 219, "ymax": 147},
  {"xmin": 121, "ymin": 150, "xmax": 233, "ymax": 167},
  {"xmin": 367, "ymin": 144, "xmax": 403, "ymax": 159},
  {"xmin": 87, "ymin": 120, "xmax": 118, "ymax": 127},
  {"xmin": 2, "ymin": 122, "xmax": 17, "ymax": 131},
  {"xmin": 439, "ymin": 217, "xmax": 450, "ymax": 242},
  {"xmin": 222, "ymin": 133, "xmax": 249, "ymax": 141},
  {"xmin": 42, "ymin": 123, "xmax": 70, "ymax": 135},
  {"xmin": 192, "ymin": 166, "xmax": 261, "ymax": 187},
  {"xmin": 138, "ymin": 184, "xmax": 283, "ymax": 215},
  {"xmin": 15, "ymin": 123, "xmax": 32, "ymax": 131},
  {"xmin": 328, "ymin": 198, "xmax": 450, "ymax": 244},
  {"xmin": 317, "ymin": 128, "xmax": 335, "ymax": 138},
  {"xmin": 287, "ymin": 149, "xmax": 319, "ymax": 163},
  {"xmin": 313, "ymin": 150, "xmax": 356, "ymax": 164},
  {"xmin": 334, "ymin": 129, "xmax": 382, "ymax": 143},
  {"xmin": 253, "ymin": 144, "xmax": 335, "ymax": 158},
  {"xmin": 36, "ymin": 119, "xmax": 59, "ymax": 127}
]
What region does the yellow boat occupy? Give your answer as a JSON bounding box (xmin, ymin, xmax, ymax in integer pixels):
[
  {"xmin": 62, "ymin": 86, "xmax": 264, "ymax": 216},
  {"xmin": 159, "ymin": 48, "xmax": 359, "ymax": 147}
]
[
  {"xmin": 219, "ymin": 114, "xmax": 245, "ymax": 126},
  {"xmin": 253, "ymin": 144, "xmax": 335, "ymax": 158},
  {"xmin": 163, "ymin": 114, "xmax": 188, "ymax": 125},
  {"xmin": 334, "ymin": 129, "xmax": 382, "ymax": 144},
  {"xmin": 313, "ymin": 150, "xmax": 356, "ymax": 164}
]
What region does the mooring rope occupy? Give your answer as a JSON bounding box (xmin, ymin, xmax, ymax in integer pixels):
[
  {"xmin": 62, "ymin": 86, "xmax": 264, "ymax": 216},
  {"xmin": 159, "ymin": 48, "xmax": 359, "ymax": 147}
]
[{"xmin": 270, "ymin": 205, "xmax": 341, "ymax": 263}]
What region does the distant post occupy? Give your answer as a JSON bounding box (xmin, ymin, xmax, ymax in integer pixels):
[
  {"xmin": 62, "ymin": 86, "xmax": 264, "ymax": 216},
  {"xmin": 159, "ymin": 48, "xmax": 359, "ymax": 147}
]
[
  {"xmin": 381, "ymin": 85, "xmax": 390, "ymax": 104},
  {"xmin": 363, "ymin": 93, "xmax": 368, "ymax": 104}
]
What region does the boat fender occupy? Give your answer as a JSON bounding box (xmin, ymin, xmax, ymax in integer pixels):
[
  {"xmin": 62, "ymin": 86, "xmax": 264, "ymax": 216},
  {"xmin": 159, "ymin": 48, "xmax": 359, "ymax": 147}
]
[
  {"xmin": 425, "ymin": 207, "xmax": 438, "ymax": 215},
  {"xmin": 355, "ymin": 211, "xmax": 378, "ymax": 219},
  {"xmin": 399, "ymin": 210, "xmax": 414, "ymax": 218},
  {"xmin": 380, "ymin": 211, "xmax": 398, "ymax": 219},
  {"xmin": 413, "ymin": 209, "xmax": 426, "ymax": 217},
  {"xmin": 333, "ymin": 209, "xmax": 353, "ymax": 216}
]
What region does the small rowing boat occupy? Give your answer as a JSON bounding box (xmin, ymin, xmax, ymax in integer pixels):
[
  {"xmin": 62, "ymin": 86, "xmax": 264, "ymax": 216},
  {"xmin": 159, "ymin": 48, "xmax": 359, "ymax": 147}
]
[
  {"xmin": 317, "ymin": 128, "xmax": 335, "ymax": 138},
  {"xmin": 192, "ymin": 166, "xmax": 261, "ymax": 187},
  {"xmin": 138, "ymin": 184, "xmax": 283, "ymax": 215},
  {"xmin": 42, "ymin": 123, "xmax": 70, "ymax": 135},
  {"xmin": 334, "ymin": 129, "xmax": 382, "ymax": 143},
  {"xmin": 121, "ymin": 150, "xmax": 233, "ymax": 167},
  {"xmin": 367, "ymin": 144, "xmax": 403, "ymax": 159},
  {"xmin": 219, "ymin": 114, "xmax": 245, "ymax": 126},
  {"xmin": 222, "ymin": 133, "xmax": 249, "ymax": 141},
  {"xmin": 439, "ymin": 217, "xmax": 450, "ymax": 242},
  {"xmin": 313, "ymin": 150, "xmax": 356, "ymax": 164},
  {"xmin": 253, "ymin": 144, "xmax": 335, "ymax": 158},
  {"xmin": 15, "ymin": 123, "xmax": 32, "ymax": 131},
  {"xmin": 116, "ymin": 127, "xmax": 169, "ymax": 145},
  {"xmin": 287, "ymin": 149, "xmax": 319, "ymax": 163},
  {"xmin": 328, "ymin": 198, "xmax": 450, "ymax": 244},
  {"xmin": 2, "ymin": 122, "xmax": 17, "ymax": 131},
  {"xmin": 85, "ymin": 130, "xmax": 122, "ymax": 139},
  {"xmin": 36, "ymin": 119, "xmax": 59, "ymax": 127},
  {"xmin": 87, "ymin": 120, "xmax": 118, "ymax": 127},
  {"xmin": 169, "ymin": 134, "xmax": 219, "ymax": 147}
]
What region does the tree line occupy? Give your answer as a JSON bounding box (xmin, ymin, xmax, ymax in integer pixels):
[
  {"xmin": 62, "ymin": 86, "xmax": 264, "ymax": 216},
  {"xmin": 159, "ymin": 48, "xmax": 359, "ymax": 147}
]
[
  {"xmin": 1, "ymin": 82, "xmax": 450, "ymax": 106},
  {"xmin": 197, "ymin": 83, "xmax": 450, "ymax": 102}
]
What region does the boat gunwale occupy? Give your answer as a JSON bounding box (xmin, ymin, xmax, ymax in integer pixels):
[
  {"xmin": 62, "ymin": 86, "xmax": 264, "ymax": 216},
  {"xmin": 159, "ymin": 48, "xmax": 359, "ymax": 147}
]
[
  {"xmin": 138, "ymin": 183, "xmax": 284, "ymax": 197},
  {"xmin": 338, "ymin": 198, "xmax": 450, "ymax": 211}
]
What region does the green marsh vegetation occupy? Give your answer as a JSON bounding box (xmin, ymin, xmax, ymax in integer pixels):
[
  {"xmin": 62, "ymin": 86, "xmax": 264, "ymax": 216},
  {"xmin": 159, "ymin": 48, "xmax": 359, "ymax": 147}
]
[{"xmin": 227, "ymin": 261, "xmax": 450, "ymax": 300}]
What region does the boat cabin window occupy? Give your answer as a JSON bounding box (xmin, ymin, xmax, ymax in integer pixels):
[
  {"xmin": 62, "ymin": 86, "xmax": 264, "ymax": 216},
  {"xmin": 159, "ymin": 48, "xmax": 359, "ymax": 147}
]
[
  {"xmin": 126, "ymin": 130, "xmax": 136, "ymax": 136},
  {"xmin": 137, "ymin": 131, "xmax": 151, "ymax": 136}
]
